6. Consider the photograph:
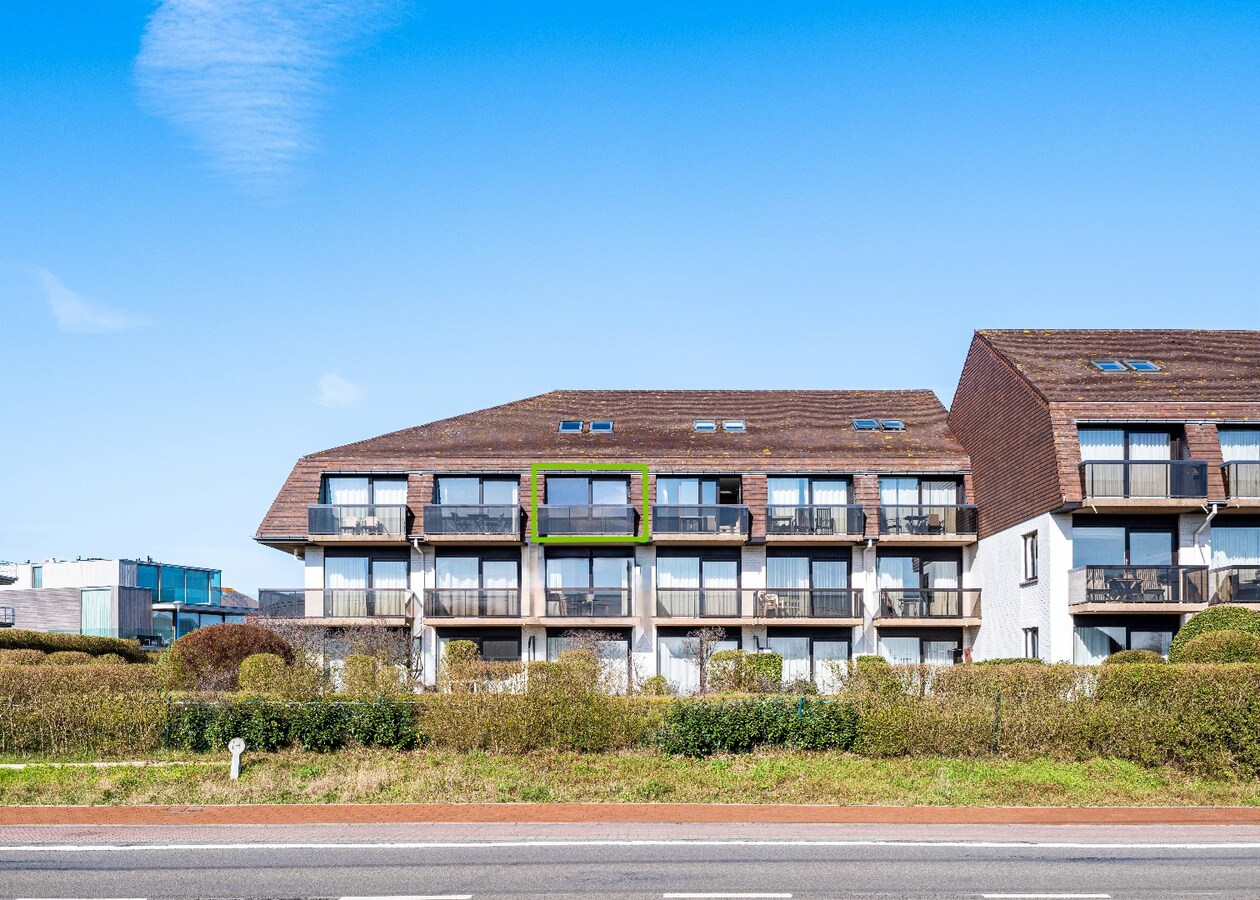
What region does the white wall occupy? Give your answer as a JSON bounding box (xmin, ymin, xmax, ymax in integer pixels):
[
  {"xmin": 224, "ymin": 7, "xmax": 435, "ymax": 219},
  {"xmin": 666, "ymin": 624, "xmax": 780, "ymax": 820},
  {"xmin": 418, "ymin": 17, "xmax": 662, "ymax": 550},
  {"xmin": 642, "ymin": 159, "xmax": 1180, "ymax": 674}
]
[{"xmin": 971, "ymin": 512, "xmax": 1067, "ymax": 661}]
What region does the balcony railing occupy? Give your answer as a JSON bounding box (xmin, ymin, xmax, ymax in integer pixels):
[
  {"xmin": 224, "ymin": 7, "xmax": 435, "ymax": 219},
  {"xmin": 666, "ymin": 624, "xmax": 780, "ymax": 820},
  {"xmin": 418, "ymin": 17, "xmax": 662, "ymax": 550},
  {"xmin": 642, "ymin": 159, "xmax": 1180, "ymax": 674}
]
[
  {"xmin": 651, "ymin": 504, "xmax": 749, "ymax": 536},
  {"xmin": 257, "ymin": 588, "xmax": 414, "ymax": 618},
  {"xmin": 0, "ymin": 562, "xmax": 16, "ymax": 585},
  {"xmin": 878, "ymin": 588, "xmax": 982, "ymax": 619},
  {"xmin": 755, "ymin": 588, "xmax": 862, "ymax": 618},
  {"xmin": 878, "ymin": 505, "xmax": 978, "ymax": 536},
  {"xmin": 422, "ymin": 504, "xmax": 520, "ymax": 536},
  {"xmin": 536, "ymin": 505, "xmax": 637, "ymax": 536},
  {"xmin": 1209, "ymin": 566, "xmax": 1260, "ymax": 604},
  {"xmin": 1068, "ymin": 566, "xmax": 1209, "ymax": 605},
  {"xmin": 424, "ymin": 588, "xmax": 521, "ymax": 617},
  {"xmin": 765, "ymin": 505, "xmax": 866, "ymax": 537},
  {"xmin": 1079, "ymin": 460, "xmax": 1208, "ymax": 499},
  {"xmin": 308, "ymin": 504, "xmax": 408, "ymax": 536},
  {"xmin": 656, "ymin": 588, "xmax": 743, "ymax": 618},
  {"xmin": 1224, "ymin": 462, "xmax": 1260, "ymax": 499},
  {"xmin": 545, "ymin": 587, "xmax": 632, "ymax": 617},
  {"xmin": 0, "ymin": 607, "xmax": 13, "ymax": 628}
]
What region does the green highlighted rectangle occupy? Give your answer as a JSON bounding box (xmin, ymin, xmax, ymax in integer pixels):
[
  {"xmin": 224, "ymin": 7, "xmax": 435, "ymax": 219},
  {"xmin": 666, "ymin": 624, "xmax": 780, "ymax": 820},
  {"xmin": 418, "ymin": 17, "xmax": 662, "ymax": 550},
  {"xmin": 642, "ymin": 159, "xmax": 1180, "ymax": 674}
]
[{"xmin": 529, "ymin": 462, "xmax": 651, "ymax": 544}]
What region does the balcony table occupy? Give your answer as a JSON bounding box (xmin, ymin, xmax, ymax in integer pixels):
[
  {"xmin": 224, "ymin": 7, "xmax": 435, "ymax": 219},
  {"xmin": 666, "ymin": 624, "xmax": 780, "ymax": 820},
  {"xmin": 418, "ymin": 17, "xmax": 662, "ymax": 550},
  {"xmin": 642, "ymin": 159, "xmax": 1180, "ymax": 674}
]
[{"xmin": 904, "ymin": 515, "xmax": 930, "ymax": 534}]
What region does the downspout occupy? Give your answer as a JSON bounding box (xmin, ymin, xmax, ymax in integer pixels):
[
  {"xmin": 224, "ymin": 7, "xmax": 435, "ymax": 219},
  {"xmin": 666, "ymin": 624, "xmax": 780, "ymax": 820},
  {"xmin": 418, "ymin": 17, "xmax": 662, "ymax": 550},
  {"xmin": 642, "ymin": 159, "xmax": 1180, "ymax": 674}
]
[{"xmin": 1194, "ymin": 503, "xmax": 1219, "ymax": 564}]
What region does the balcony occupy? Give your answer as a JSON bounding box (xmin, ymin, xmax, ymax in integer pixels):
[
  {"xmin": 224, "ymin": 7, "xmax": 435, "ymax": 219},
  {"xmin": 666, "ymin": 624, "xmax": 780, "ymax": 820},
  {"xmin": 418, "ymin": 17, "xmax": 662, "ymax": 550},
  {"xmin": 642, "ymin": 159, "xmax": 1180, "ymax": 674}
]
[
  {"xmin": 1224, "ymin": 462, "xmax": 1260, "ymax": 500},
  {"xmin": 656, "ymin": 588, "xmax": 743, "ymax": 619},
  {"xmin": 544, "ymin": 588, "xmax": 632, "ymax": 617},
  {"xmin": 1208, "ymin": 566, "xmax": 1260, "ymax": 605},
  {"xmin": 765, "ymin": 505, "xmax": 866, "ymax": 539},
  {"xmin": 0, "ymin": 562, "xmax": 16, "ymax": 586},
  {"xmin": 423, "ymin": 588, "xmax": 521, "ymax": 618},
  {"xmin": 755, "ymin": 588, "xmax": 862, "ymax": 619},
  {"xmin": 422, "ymin": 504, "xmax": 521, "ymax": 540},
  {"xmin": 1079, "ymin": 460, "xmax": 1208, "ymax": 501},
  {"xmin": 307, "ymin": 504, "xmax": 408, "ymax": 539},
  {"xmin": 877, "ymin": 588, "xmax": 982, "ymax": 621},
  {"xmin": 1068, "ymin": 565, "xmax": 1209, "ymax": 611},
  {"xmin": 256, "ymin": 588, "xmax": 415, "ymax": 620},
  {"xmin": 651, "ymin": 504, "xmax": 749, "ymax": 541},
  {"xmin": 878, "ymin": 505, "xmax": 978, "ymax": 539},
  {"xmin": 0, "ymin": 606, "xmax": 13, "ymax": 628},
  {"xmin": 536, "ymin": 505, "xmax": 637, "ymax": 537}
]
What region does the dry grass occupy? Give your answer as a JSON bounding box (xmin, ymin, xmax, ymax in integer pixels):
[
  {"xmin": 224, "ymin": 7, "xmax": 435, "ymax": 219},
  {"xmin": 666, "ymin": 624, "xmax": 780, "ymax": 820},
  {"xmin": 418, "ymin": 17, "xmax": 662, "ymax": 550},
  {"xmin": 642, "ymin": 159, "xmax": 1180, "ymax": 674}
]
[{"xmin": 3, "ymin": 749, "xmax": 1260, "ymax": 807}]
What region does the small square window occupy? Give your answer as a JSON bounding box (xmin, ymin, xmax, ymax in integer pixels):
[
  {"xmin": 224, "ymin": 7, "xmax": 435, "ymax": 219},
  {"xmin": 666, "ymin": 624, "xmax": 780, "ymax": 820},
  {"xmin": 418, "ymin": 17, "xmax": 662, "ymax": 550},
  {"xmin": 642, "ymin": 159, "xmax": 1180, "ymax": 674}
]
[
  {"xmin": 590, "ymin": 420, "xmax": 614, "ymax": 433},
  {"xmin": 880, "ymin": 420, "xmax": 906, "ymax": 431},
  {"xmin": 693, "ymin": 419, "xmax": 717, "ymax": 432},
  {"xmin": 1091, "ymin": 359, "xmax": 1127, "ymax": 373},
  {"xmin": 722, "ymin": 419, "xmax": 746, "ymax": 432},
  {"xmin": 852, "ymin": 419, "xmax": 880, "ymax": 431},
  {"xmin": 1123, "ymin": 359, "xmax": 1161, "ymax": 372},
  {"xmin": 558, "ymin": 420, "xmax": 583, "ymax": 433}
]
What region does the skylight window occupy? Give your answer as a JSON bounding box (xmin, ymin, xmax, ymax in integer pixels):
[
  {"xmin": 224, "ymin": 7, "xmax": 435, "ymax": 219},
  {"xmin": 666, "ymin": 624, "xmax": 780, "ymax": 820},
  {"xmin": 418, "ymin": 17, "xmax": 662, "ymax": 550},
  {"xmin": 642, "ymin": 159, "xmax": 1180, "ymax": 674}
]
[
  {"xmin": 693, "ymin": 419, "xmax": 718, "ymax": 432},
  {"xmin": 880, "ymin": 420, "xmax": 906, "ymax": 431},
  {"xmin": 1123, "ymin": 359, "xmax": 1161, "ymax": 372},
  {"xmin": 558, "ymin": 420, "xmax": 583, "ymax": 434},
  {"xmin": 1091, "ymin": 360, "xmax": 1127, "ymax": 373},
  {"xmin": 852, "ymin": 419, "xmax": 880, "ymax": 431},
  {"xmin": 590, "ymin": 420, "xmax": 614, "ymax": 433},
  {"xmin": 722, "ymin": 419, "xmax": 746, "ymax": 432}
]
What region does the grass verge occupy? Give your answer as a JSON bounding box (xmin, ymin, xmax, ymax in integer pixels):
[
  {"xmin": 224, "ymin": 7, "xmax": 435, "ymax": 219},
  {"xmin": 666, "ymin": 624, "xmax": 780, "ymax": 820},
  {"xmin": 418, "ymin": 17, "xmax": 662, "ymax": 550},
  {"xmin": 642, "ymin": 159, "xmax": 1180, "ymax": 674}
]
[{"xmin": 2, "ymin": 749, "xmax": 1260, "ymax": 806}]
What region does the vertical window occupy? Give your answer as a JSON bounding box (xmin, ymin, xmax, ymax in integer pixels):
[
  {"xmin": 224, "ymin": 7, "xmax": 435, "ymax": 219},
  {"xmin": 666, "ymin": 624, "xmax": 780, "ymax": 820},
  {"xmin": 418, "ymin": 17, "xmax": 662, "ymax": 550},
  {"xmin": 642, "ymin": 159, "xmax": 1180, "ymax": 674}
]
[
  {"xmin": 1023, "ymin": 627, "xmax": 1040, "ymax": 659},
  {"xmin": 80, "ymin": 588, "xmax": 111, "ymax": 637},
  {"xmin": 31, "ymin": 566, "xmax": 42, "ymax": 589},
  {"xmin": 1022, "ymin": 532, "xmax": 1039, "ymax": 582}
]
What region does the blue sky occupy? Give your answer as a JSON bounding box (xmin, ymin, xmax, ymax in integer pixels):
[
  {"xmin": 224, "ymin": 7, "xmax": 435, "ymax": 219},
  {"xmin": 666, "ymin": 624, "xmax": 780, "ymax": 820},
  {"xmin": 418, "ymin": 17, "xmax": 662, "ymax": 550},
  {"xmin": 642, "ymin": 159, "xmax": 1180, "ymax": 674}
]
[{"xmin": 2, "ymin": 1, "xmax": 1257, "ymax": 593}]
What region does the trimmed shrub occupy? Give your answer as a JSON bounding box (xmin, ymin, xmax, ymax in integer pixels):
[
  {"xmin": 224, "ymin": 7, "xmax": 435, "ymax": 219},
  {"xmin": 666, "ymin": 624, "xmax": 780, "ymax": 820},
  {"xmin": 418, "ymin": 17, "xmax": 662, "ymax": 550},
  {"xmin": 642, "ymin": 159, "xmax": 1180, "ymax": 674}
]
[
  {"xmin": 239, "ymin": 653, "xmax": 290, "ymax": 694},
  {"xmin": 0, "ymin": 662, "xmax": 160, "ymax": 700},
  {"xmin": 0, "ymin": 649, "xmax": 44, "ymax": 665},
  {"xmin": 975, "ymin": 657, "xmax": 1045, "ymax": 665},
  {"xmin": 342, "ymin": 654, "xmax": 408, "ymax": 698},
  {"xmin": 709, "ymin": 650, "xmax": 783, "ymax": 693},
  {"xmin": 44, "ymin": 651, "xmax": 92, "ymax": 666},
  {"xmin": 641, "ymin": 674, "xmax": 673, "ymax": 696},
  {"xmin": 0, "ymin": 629, "xmax": 146, "ymax": 662},
  {"xmin": 164, "ymin": 624, "xmax": 294, "ymax": 692},
  {"xmin": 346, "ymin": 698, "xmax": 421, "ymax": 749},
  {"xmin": 659, "ymin": 697, "xmax": 859, "ymax": 756},
  {"xmin": 1175, "ymin": 631, "xmax": 1260, "ymax": 664},
  {"xmin": 1170, "ymin": 605, "xmax": 1260, "ymax": 661},
  {"xmin": 88, "ymin": 653, "xmax": 128, "ymax": 666},
  {"xmin": 1104, "ymin": 649, "xmax": 1166, "ymax": 665},
  {"xmin": 438, "ymin": 639, "xmax": 481, "ymax": 690}
]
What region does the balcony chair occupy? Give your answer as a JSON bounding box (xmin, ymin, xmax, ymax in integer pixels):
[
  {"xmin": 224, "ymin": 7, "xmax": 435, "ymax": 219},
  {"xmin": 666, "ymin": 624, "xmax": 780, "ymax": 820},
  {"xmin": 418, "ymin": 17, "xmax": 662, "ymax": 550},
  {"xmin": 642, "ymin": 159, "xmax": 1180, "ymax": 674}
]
[
  {"xmin": 338, "ymin": 516, "xmax": 361, "ymax": 535},
  {"xmin": 360, "ymin": 515, "xmax": 383, "ymax": 534},
  {"xmin": 754, "ymin": 590, "xmax": 784, "ymax": 617}
]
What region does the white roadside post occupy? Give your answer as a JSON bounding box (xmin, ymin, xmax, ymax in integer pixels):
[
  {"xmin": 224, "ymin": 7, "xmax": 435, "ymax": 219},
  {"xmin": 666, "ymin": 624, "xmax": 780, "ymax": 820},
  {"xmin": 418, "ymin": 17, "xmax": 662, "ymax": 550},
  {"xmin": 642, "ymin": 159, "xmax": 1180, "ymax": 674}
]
[{"xmin": 228, "ymin": 737, "xmax": 245, "ymax": 780}]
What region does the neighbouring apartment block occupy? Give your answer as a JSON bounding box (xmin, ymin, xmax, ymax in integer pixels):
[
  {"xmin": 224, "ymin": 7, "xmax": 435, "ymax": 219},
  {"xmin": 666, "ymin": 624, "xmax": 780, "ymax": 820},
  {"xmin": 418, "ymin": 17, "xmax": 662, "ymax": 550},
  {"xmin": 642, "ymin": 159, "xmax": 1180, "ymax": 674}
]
[
  {"xmin": 0, "ymin": 558, "xmax": 257, "ymax": 646},
  {"xmin": 255, "ymin": 330, "xmax": 1260, "ymax": 687},
  {"xmin": 256, "ymin": 390, "xmax": 981, "ymax": 690}
]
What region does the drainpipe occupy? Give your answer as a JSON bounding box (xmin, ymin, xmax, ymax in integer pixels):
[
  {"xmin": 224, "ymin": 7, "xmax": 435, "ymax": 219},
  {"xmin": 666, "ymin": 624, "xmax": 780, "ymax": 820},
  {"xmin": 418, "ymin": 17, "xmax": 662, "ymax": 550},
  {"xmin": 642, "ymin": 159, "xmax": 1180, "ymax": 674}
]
[{"xmin": 1194, "ymin": 503, "xmax": 1219, "ymax": 564}]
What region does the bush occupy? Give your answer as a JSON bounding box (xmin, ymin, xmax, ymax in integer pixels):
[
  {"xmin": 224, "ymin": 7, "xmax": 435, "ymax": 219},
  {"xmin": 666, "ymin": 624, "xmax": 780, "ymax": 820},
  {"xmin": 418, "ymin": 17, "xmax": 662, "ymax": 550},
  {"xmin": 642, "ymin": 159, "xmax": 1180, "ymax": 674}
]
[
  {"xmin": 165, "ymin": 698, "xmax": 420, "ymax": 753},
  {"xmin": 1170, "ymin": 605, "xmax": 1260, "ymax": 661},
  {"xmin": 164, "ymin": 624, "xmax": 294, "ymax": 692},
  {"xmin": 0, "ymin": 662, "xmax": 160, "ymax": 700},
  {"xmin": 659, "ymin": 697, "xmax": 859, "ymax": 756},
  {"xmin": 44, "ymin": 651, "xmax": 92, "ymax": 666},
  {"xmin": 0, "ymin": 649, "xmax": 44, "ymax": 665},
  {"xmin": 88, "ymin": 653, "xmax": 128, "ymax": 666},
  {"xmin": 438, "ymin": 640, "xmax": 481, "ymax": 690},
  {"xmin": 239, "ymin": 653, "xmax": 289, "ymax": 693},
  {"xmin": 709, "ymin": 650, "xmax": 783, "ymax": 693},
  {"xmin": 0, "ymin": 629, "xmax": 146, "ymax": 662},
  {"xmin": 342, "ymin": 654, "xmax": 408, "ymax": 698},
  {"xmin": 641, "ymin": 674, "xmax": 673, "ymax": 696},
  {"xmin": 975, "ymin": 657, "xmax": 1045, "ymax": 665},
  {"xmin": 1104, "ymin": 649, "xmax": 1166, "ymax": 665},
  {"xmin": 1175, "ymin": 631, "xmax": 1260, "ymax": 664}
]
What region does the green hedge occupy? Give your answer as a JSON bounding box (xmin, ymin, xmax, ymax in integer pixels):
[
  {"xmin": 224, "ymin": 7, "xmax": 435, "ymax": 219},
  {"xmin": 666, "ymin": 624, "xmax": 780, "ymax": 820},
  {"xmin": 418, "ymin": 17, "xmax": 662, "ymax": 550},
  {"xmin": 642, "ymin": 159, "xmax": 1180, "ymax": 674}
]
[
  {"xmin": 168, "ymin": 698, "xmax": 420, "ymax": 752},
  {"xmin": 658, "ymin": 698, "xmax": 859, "ymax": 756},
  {"xmin": 1169, "ymin": 605, "xmax": 1260, "ymax": 661},
  {"xmin": 0, "ymin": 629, "xmax": 146, "ymax": 663},
  {"xmin": 1175, "ymin": 631, "xmax": 1260, "ymax": 664}
]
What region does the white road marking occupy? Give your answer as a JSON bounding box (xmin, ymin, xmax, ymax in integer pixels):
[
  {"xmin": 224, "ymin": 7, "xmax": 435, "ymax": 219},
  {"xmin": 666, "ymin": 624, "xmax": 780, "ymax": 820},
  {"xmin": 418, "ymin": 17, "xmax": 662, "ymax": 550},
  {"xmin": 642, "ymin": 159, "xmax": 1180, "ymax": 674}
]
[
  {"xmin": 981, "ymin": 895, "xmax": 1111, "ymax": 899},
  {"xmin": 340, "ymin": 896, "xmax": 472, "ymax": 900},
  {"xmin": 0, "ymin": 839, "xmax": 1256, "ymax": 852},
  {"xmin": 664, "ymin": 894, "xmax": 792, "ymax": 898}
]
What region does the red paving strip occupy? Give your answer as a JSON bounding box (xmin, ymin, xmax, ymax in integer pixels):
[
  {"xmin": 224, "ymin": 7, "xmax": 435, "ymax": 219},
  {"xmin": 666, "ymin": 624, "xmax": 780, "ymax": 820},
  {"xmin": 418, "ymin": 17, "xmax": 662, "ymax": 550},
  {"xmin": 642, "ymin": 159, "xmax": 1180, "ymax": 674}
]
[{"xmin": 2, "ymin": 803, "xmax": 1260, "ymax": 827}]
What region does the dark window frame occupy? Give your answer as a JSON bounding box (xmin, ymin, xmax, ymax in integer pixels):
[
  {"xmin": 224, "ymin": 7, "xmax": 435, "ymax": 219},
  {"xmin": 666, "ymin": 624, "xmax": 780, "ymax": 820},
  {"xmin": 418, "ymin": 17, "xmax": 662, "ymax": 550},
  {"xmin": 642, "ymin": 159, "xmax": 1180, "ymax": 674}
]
[
  {"xmin": 1022, "ymin": 531, "xmax": 1039, "ymax": 584},
  {"xmin": 433, "ymin": 475, "xmax": 520, "ymax": 504},
  {"xmin": 320, "ymin": 474, "xmax": 409, "ymax": 505}
]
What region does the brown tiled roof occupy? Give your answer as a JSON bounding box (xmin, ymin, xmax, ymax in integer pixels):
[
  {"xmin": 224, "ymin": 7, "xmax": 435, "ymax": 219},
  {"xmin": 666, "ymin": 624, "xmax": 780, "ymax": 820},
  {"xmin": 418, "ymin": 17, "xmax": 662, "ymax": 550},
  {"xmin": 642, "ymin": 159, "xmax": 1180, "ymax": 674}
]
[
  {"xmin": 256, "ymin": 390, "xmax": 970, "ymax": 541},
  {"xmin": 976, "ymin": 329, "xmax": 1260, "ymax": 403}
]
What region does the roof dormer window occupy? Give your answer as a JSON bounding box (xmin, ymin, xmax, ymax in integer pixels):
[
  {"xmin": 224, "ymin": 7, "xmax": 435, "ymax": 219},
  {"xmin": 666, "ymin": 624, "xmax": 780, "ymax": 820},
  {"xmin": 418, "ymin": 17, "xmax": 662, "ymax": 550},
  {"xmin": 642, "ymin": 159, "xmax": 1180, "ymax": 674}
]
[
  {"xmin": 722, "ymin": 419, "xmax": 746, "ymax": 432},
  {"xmin": 852, "ymin": 419, "xmax": 880, "ymax": 431}
]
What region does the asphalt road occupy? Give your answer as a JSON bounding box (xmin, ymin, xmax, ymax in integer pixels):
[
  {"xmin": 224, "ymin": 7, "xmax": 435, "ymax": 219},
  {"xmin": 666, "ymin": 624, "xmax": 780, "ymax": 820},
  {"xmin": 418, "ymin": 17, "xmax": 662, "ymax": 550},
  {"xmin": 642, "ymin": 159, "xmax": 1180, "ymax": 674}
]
[{"xmin": 3, "ymin": 822, "xmax": 1260, "ymax": 899}]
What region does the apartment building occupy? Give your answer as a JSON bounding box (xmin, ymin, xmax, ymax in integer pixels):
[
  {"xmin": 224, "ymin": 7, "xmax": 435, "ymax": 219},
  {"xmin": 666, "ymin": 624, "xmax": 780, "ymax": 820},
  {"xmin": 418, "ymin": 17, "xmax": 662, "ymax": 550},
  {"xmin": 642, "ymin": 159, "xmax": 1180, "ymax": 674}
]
[
  {"xmin": 255, "ymin": 390, "xmax": 981, "ymax": 690},
  {"xmin": 950, "ymin": 330, "xmax": 1260, "ymax": 663},
  {"xmin": 0, "ymin": 557, "xmax": 255, "ymax": 645}
]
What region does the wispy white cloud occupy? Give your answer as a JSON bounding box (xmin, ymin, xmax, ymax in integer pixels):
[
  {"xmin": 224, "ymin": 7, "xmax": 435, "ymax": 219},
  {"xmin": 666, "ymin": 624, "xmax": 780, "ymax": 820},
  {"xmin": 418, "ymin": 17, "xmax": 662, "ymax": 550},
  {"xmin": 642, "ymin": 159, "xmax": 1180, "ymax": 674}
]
[
  {"xmin": 315, "ymin": 371, "xmax": 363, "ymax": 408},
  {"xmin": 39, "ymin": 269, "xmax": 145, "ymax": 334},
  {"xmin": 134, "ymin": 0, "xmax": 399, "ymax": 190}
]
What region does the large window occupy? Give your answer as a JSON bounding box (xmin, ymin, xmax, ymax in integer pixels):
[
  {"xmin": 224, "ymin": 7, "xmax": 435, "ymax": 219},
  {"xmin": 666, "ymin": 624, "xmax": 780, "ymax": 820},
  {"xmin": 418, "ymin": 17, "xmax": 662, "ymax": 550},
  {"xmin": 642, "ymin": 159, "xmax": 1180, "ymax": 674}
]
[
  {"xmin": 322, "ymin": 475, "xmax": 408, "ymax": 506},
  {"xmin": 1073, "ymin": 521, "xmax": 1174, "ymax": 567},
  {"xmin": 80, "ymin": 588, "xmax": 111, "ymax": 637},
  {"xmin": 656, "ymin": 550, "xmax": 738, "ymax": 616},
  {"xmin": 546, "ymin": 476, "xmax": 628, "ymax": 505},
  {"xmin": 437, "ymin": 476, "xmax": 519, "ymax": 505},
  {"xmin": 1219, "ymin": 429, "xmax": 1260, "ymax": 462},
  {"xmin": 657, "ymin": 630, "xmax": 740, "ymax": 694},
  {"xmin": 878, "ymin": 477, "xmax": 969, "ymax": 534},
  {"xmin": 877, "ymin": 551, "xmax": 961, "ymax": 591},
  {"xmin": 438, "ymin": 632, "xmax": 521, "ymax": 663},
  {"xmin": 1074, "ymin": 621, "xmax": 1175, "ymax": 663},
  {"xmin": 766, "ymin": 633, "xmax": 850, "ymax": 691},
  {"xmin": 1077, "ymin": 427, "xmax": 1201, "ymax": 497},
  {"xmin": 545, "ymin": 550, "xmax": 632, "ymax": 615},
  {"xmin": 765, "ymin": 552, "xmax": 852, "ymax": 617},
  {"xmin": 878, "ymin": 633, "xmax": 961, "ymax": 665},
  {"xmin": 767, "ymin": 477, "xmax": 850, "ymax": 506},
  {"xmin": 433, "ymin": 553, "xmax": 519, "ymax": 616},
  {"xmin": 324, "ymin": 552, "xmax": 409, "ymax": 616}
]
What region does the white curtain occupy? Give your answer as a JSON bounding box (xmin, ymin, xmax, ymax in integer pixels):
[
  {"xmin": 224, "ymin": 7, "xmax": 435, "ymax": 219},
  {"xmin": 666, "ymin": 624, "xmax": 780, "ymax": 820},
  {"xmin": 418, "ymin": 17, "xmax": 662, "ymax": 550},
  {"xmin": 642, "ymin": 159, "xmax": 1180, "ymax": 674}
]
[
  {"xmin": 880, "ymin": 478, "xmax": 919, "ymax": 505},
  {"xmin": 547, "ymin": 557, "xmax": 590, "ymax": 589},
  {"xmin": 483, "ymin": 479, "xmax": 519, "ymax": 505},
  {"xmin": 879, "ymin": 636, "xmax": 920, "ymax": 664},
  {"xmin": 768, "ymin": 478, "xmax": 807, "ymax": 506},
  {"xmin": 813, "ymin": 640, "xmax": 849, "ymax": 693},
  {"xmin": 1128, "ymin": 432, "xmax": 1171, "ymax": 460},
  {"xmin": 767, "ymin": 556, "xmax": 809, "ymax": 588},
  {"xmin": 484, "ymin": 560, "xmax": 519, "ymax": 589},
  {"xmin": 1128, "ymin": 432, "xmax": 1171, "ymax": 497},
  {"xmin": 327, "ymin": 477, "xmax": 369, "ymax": 505},
  {"xmin": 372, "ymin": 559, "xmax": 408, "ymax": 615},
  {"xmin": 326, "ymin": 556, "xmax": 368, "ymax": 616},
  {"xmin": 1078, "ymin": 429, "xmax": 1125, "ymax": 460},
  {"xmin": 1073, "ymin": 625, "xmax": 1123, "ymax": 664},
  {"xmin": 923, "ymin": 640, "xmax": 959, "ymax": 666},
  {"xmin": 811, "ymin": 480, "xmax": 848, "ymax": 505},
  {"xmin": 657, "ymin": 478, "xmax": 700, "ymax": 505},
  {"xmin": 80, "ymin": 588, "xmax": 112, "ymax": 637},
  {"xmin": 1221, "ymin": 430, "xmax": 1260, "ymax": 462},
  {"xmin": 702, "ymin": 560, "xmax": 739, "ymax": 616},
  {"xmin": 768, "ymin": 637, "xmax": 808, "ymax": 684},
  {"xmin": 656, "ymin": 556, "xmax": 699, "ymax": 589},
  {"xmin": 437, "ymin": 557, "xmax": 478, "ymax": 589},
  {"xmin": 812, "ymin": 560, "xmax": 848, "ymax": 589},
  {"xmin": 372, "ymin": 479, "xmax": 408, "ymax": 505},
  {"xmin": 1212, "ymin": 527, "xmax": 1260, "ymax": 567},
  {"xmin": 877, "ymin": 556, "xmax": 915, "ymax": 590}
]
